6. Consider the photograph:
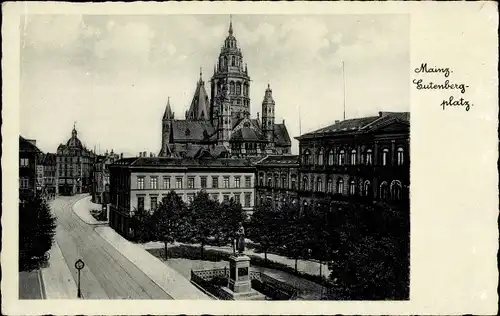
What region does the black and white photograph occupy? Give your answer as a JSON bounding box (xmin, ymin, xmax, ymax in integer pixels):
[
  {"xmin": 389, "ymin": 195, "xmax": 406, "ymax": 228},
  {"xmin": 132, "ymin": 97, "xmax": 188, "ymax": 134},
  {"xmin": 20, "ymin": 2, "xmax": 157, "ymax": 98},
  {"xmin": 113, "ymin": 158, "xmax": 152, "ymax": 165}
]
[{"xmin": 3, "ymin": 2, "xmax": 498, "ymax": 315}]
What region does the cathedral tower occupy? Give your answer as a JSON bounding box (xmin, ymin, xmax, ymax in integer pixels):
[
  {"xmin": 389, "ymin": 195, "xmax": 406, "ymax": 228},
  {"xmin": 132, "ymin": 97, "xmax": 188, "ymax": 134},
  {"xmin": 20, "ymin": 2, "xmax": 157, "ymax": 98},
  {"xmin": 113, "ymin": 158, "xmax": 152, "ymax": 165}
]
[
  {"xmin": 161, "ymin": 97, "xmax": 174, "ymax": 155},
  {"xmin": 210, "ymin": 16, "xmax": 251, "ymax": 124},
  {"xmin": 261, "ymin": 84, "xmax": 275, "ymax": 146},
  {"xmin": 217, "ymin": 79, "xmax": 232, "ymax": 148}
]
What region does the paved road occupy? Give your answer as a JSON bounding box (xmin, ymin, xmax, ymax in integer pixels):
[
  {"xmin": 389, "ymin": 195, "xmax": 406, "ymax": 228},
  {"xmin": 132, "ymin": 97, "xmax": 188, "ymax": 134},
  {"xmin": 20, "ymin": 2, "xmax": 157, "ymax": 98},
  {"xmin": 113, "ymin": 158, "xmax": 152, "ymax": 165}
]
[
  {"xmin": 51, "ymin": 195, "xmax": 172, "ymax": 299},
  {"xmin": 19, "ymin": 270, "xmax": 43, "ymax": 299}
]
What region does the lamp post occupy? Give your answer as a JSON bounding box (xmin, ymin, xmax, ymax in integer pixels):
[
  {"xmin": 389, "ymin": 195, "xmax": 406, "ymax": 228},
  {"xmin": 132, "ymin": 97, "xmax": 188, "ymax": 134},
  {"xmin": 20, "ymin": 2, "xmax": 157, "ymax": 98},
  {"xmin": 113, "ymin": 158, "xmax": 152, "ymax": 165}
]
[{"xmin": 74, "ymin": 259, "xmax": 85, "ymax": 298}]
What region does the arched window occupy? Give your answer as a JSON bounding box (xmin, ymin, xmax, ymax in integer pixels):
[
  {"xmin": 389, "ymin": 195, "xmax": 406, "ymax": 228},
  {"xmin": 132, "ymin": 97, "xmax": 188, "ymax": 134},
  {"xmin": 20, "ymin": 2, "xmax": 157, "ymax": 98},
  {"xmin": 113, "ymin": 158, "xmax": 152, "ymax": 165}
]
[
  {"xmin": 338, "ymin": 149, "xmax": 346, "ymax": 165},
  {"xmin": 363, "ymin": 180, "xmax": 371, "ymax": 197},
  {"xmin": 328, "ymin": 150, "xmax": 334, "ymax": 166},
  {"xmin": 223, "ymin": 56, "xmax": 228, "ymax": 68},
  {"xmin": 316, "ymin": 178, "xmax": 323, "ymax": 192},
  {"xmin": 231, "ymin": 56, "xmax": 236, "ymax": 66},
  {"xmin": 365, "ymin": 149, "xmax": 373, "ymax": 165},
  {"xmin": 229, "ymin": 81, "xmax": 235, "ymax": 95},
  {"xmin": 243, "ymin": 84, "xmax": 248, "ymax": 96},
  {"xmin": 274, "ymin": 174, "xmax": 279, "ymax": 188},
  {"xmin": 317, "ymin": 149, "xmax": 324, "ymax": 166},
  {"xmin": 351, "ymin": 149, "xmax": 357, "ymax": 165},
  {"xmin": 390, "ymin": 180, "xmax": 403, "ymax": 200},
  {"xmin": 337, "ymin": 178, "xmax": 344, "ymax": 194},
  {"xmin": 303, "ymin": 176, "xmax": 309, "ymax": 191},
  {"xmin": 267, "ymin": 174, "xmax": 272, "ymax": 187},
  {"xmin": 303, "ymin": 150, "xmax": 311, "ymax": 165},
  {"xmin": 291, "ymin": 174, "xmax": 297, "ymax": 190},
  {"xmin": 382, "ymin": 148, "xmax": 390, "ymax": 166},
  {"xmin": 397, "ymin": 147, "xmax": 404, "ymax": 166},
  {"xmin": 379, "ymin": 181, "xmax": 389, "ymax": 200},
  {"xmin": 282, "ymin": 176, "xmax": 287, "ymax": 189},
  {"xmin": 349, "ymin": 180, "xmax": 356, "ymax": 195},
  {"xmin": 236, "ymin": 82, "xmax": 242, "ymax": 95},
  {"xmin": 327, "ymin": 178, "xmax": 333, "ymax": 193}
]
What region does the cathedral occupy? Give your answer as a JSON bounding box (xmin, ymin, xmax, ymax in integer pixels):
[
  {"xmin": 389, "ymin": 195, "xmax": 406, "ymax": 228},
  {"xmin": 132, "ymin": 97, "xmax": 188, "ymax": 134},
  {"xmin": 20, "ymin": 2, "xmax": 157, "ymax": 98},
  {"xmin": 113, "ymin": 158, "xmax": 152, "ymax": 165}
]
[{"xmin": 159, "ymin": 18, "xmax": 291, "ymax": 159}]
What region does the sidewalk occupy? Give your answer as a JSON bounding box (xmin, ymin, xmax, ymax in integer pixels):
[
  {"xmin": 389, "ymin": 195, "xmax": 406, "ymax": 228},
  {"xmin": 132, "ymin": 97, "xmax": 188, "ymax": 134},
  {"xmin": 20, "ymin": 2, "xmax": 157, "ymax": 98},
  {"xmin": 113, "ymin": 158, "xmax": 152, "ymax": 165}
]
[
  {"xmin": 40, "ymin": 241, "xmax": 78, "ymax": 299},
  {"xmin": 73, "ymin": 196, "xmax": 108, "ymax": 225},
  {"xmin": 142, "ymin": 241, "xmax": 330, "ymax": 278},
  {"xmin": 95, "ymin": 226, "xmax": 211, "ymax": 300}
]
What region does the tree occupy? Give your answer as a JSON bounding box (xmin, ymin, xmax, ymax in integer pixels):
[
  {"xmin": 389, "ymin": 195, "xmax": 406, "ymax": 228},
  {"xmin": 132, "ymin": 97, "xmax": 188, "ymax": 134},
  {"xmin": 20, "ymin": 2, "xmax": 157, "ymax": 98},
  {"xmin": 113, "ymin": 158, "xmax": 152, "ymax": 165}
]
[
  {"xmin": 19, "ymin": 191, "xmax": 57, "ymax": 271},
  {"xmin": 276, "ymin": 199, "xmax": 308, "ymax": 272},
  {"xmin": 218, "ymin": 198, "xmax": 247, "ymax": 250},
  {"xmin": 131, "ymin": 207, "xmax": 155, "ymax": 243},
  {"xmin": 247, "ymin": 200, "xmax": 278, "ymax": 262},
  {"xmin": 150, "ymin": 190, "xmax": 187, "ymax": 260},
  {"xmin": 185, "ymin": 191, "xmax": 219, "ymax": 260},
  {"xmin": 326, "ymin": 202, "xmax": 410, "ymax": 300}
]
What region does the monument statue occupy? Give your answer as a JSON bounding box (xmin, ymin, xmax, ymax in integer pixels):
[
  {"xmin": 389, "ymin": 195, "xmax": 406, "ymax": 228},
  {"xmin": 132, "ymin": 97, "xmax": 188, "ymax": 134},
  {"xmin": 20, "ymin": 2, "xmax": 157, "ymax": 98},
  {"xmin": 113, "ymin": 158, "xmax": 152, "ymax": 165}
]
[{"xmin": 235, "ymin": 222, "xmax": 245, "ymax": 255}]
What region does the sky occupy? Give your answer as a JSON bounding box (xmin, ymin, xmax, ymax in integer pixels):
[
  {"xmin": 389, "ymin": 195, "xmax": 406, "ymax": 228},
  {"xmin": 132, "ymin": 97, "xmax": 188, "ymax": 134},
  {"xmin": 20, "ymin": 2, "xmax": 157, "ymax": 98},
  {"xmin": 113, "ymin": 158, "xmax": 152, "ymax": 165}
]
[{"xmin": 20, "ymin": 14, "xmax": 409, "ymax": 156}]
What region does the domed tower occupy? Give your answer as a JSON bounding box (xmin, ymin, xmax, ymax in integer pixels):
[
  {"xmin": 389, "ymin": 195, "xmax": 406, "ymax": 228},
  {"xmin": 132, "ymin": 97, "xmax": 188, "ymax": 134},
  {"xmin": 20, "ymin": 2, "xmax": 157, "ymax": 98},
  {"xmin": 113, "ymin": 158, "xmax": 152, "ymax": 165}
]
[
  {"xmin": 210, "ymin": 16, "xmax": 251, "ymax": 125},
  {"xmin": 261, "ymin": 83, "xmax": 275, "ymax": 146}
]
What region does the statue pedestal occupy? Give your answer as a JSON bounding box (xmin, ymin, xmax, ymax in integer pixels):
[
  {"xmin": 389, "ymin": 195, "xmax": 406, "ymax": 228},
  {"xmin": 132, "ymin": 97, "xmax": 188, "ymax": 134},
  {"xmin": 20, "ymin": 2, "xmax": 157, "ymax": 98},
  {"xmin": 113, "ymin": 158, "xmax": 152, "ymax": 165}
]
[{"xmin": 222, "ymin": 255, "xmax": 265, "ymax": 300}]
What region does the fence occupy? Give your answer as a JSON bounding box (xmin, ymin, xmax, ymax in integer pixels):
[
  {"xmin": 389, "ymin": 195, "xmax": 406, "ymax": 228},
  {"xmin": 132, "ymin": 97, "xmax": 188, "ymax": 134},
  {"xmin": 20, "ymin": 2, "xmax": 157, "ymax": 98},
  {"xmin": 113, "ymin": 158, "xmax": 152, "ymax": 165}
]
[{"xmin": 191, "ymin": 267, "xmax": 301, "ymax": 300}]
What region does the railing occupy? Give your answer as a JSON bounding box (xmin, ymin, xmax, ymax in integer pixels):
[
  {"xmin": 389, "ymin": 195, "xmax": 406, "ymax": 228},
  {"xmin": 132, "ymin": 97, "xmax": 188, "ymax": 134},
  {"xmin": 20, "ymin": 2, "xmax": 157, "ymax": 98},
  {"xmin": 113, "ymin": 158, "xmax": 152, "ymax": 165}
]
[{"xmin": 190, "ymin": 270, "xmax": 233, "ymax": 300}]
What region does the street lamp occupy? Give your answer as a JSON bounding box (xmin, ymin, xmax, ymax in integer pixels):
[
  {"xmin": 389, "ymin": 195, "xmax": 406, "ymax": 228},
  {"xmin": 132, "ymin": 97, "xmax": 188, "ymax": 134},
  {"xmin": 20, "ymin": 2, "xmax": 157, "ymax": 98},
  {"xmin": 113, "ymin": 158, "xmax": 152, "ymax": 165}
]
[{"xmin": 74, "ymin": 259, "xmax": 85, "ymax": 298}]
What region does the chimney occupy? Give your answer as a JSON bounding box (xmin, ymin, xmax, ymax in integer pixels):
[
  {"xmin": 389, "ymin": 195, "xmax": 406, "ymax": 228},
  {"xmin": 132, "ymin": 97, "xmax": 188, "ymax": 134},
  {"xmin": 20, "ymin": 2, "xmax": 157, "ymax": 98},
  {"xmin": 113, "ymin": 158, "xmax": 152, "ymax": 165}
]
[
  {"xmin": 150, "ymin": 152, "xmax": 153, "ymax": 158},
  {"xmin": 27, "ymin": 139, "xmax": 37, "ymax": 147},
  {"xmin": 143, "ymin": 151, "xmax": 147, "ymax": 157},
  {"xmin": 120, "ymin": 153, "xmax": 123, "ymax": 159},
  {"xmin": 282, "ymin": 119, "xmax": 285, "ymax": 124},
  {"xmin": 335, "ymin": 120, "xmax": 340, "ymax": 124}
]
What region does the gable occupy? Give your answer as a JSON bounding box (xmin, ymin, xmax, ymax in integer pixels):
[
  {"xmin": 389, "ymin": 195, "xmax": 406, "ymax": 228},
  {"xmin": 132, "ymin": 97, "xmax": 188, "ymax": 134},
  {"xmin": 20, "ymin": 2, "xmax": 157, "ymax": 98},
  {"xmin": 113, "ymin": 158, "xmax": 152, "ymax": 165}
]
[{"xmin": 232, "ymin": 117, "xmax": 260, "ymax": 133}]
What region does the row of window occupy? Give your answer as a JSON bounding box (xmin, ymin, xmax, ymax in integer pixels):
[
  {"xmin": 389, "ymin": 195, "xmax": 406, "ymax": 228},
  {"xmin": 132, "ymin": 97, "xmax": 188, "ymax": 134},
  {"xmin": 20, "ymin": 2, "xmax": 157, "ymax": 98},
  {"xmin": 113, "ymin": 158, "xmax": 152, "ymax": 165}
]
[
  {"xmin": 301, "ymin": 177, "xmax": 404, "ymax": 201},
  {"xmin": 217, "ymin": 80, "xmax": 249, "ymax": 97},
  {"xmin": 302, "ymin": 147, "xmax": 405, "ymax": 167},
  {"xmin": 258, "ymin": 174, "xmax": 298, "ymax": 190},
  {"xmin": 20, "ymin": 158, "xmax": 30, "ymax": 167},
  {"xmin": 20, "ymin": 177, "xmax": 29, "ymax": 189},
  {"xmin": 136, "ymin": 175, "xmax": 252, "ymax": 190},
  {"xmin": 137, "ymin": 192, "xmax": 253, "ymax": 212}
]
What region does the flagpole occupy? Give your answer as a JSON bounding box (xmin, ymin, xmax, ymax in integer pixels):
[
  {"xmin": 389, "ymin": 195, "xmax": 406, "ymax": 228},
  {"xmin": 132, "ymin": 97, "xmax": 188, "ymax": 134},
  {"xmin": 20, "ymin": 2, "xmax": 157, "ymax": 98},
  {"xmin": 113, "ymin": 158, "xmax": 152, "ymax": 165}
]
[
  {"xmin": 342, "ymin": 60, "xmax": 346, "ymax": 121},
  {"xmin": 299, "ymin": 104, "xmax": 302, "ymax": 135}
]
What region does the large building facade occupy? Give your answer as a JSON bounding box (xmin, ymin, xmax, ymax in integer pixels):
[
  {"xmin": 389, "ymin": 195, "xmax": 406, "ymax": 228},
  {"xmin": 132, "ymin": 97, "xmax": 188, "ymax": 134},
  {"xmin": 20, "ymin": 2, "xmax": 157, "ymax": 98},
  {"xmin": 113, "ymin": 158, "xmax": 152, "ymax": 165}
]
[
  {"xmin": 295, "ymin": 111, "xmax": 410, "ymax": 207},
  {"xmin": 159, "ymin": 18, "xmax": 291, "ymax": 159},
  {"xmin": 19, "ymin": 136, "xmax": 41, "ymax": 197},
  {"xmin": 41, "ymin": 153, "xmax": 57, "ymax": 198},
  {"xmin": 56, "ymin": 125, "xmax": 96, "ymax": 195},
  {"xmin": 92, "ymin": 150, "xmax": 121, "ymax": 205},
  {"xmin": 254, "ymin": 155, "xmax": 300, "ymax": 209},
  {"xmin": 108, "ymin": 156, "xmax": 256, "ymax": 238}
]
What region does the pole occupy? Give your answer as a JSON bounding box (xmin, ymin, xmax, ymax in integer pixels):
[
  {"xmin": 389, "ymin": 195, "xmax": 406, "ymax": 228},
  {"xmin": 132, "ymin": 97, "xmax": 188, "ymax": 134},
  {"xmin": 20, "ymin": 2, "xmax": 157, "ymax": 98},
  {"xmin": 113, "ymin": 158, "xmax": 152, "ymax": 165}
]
[
  {"xmin": 77, "ymin": 269, "xmax": 81, "ymax": 298},
  {"xmin": 298, "ymin": 104, "xmax": 302, "ymax": 135},
  {"xmin": 342, "ymin": 60, "xmax": 346, "ymax": 121}
]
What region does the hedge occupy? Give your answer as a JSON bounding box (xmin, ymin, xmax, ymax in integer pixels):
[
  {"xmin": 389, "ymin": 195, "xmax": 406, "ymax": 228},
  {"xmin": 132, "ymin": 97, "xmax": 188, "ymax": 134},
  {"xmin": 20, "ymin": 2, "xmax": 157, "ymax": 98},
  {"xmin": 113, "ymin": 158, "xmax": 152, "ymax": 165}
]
[{"xmin": 147, "ymin": 244, "xmax": 332, "ymax": 289}]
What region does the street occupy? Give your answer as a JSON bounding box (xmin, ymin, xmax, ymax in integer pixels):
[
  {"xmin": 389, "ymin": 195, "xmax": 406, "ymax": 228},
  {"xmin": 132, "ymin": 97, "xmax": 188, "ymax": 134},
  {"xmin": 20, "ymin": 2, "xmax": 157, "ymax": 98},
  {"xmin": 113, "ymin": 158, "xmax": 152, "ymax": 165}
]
[{"xmin": 50, "ymin": 195, "xmax": 172, "ymax": 299}]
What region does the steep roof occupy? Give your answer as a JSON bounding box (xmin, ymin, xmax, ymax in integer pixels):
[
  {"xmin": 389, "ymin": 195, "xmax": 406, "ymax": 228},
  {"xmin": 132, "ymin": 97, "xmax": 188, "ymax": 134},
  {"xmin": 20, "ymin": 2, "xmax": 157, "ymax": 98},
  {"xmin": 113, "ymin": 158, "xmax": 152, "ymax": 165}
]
[
  {"xmin": 297, "ymin": 111, "xmax": 409, "ymax": 140},
  {"xmin": 231, "ymin": 127, "xmax": 265, "ymax": 142},
  {"xmin": 186, "ymin": 75, "xmax": 210, "ymax": 121},
  {"xmin": 273, "ymin": 123, "xmax": 291, "ymax": 147},
  {"xmin": 19, "ymin": 136, "xmax": 41, "ymax": 153},
  {"xmin": 171, "ymin": 120, "xmax": 216, "ymax": 143},
  {"xmin": 162, "ymin": 143, "xmax": 229, "ymax": 159}
]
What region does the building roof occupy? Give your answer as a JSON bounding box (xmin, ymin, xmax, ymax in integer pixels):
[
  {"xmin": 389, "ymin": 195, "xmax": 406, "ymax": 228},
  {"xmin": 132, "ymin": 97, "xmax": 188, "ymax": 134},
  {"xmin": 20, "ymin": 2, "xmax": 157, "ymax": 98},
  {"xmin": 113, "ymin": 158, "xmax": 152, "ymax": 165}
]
[
  {"xmin": 171, "ymin": 120, "xmax": 216, "ymax": 142},
  {"xmin": 274, "ymin": 123, "xmax": 291, "ymax": 147},
  {"xmin": 111, "ymin": 156, "xmax": 256, "ymax": 170},
  {"xmin": 163, "ymin": 143, "xmax": 229, "ymax": 159},
  {"xmin": 231, "ymin": 127, "xmax": 265, "ymax": 142},
  {"xmin": 296, "ymin": 111, "xmax": 410, "ymax": 140},
  {"xmin": 185, "ymin": 75, "xmax": 210, "ymax": 121},
  {"xmin": 255, "ymin": 154, "xmax": 300, "ymax": 167},
  {"xmin": 42, "ymin": 153, "xmax": 57, "ymax": 166},
  {"xmin": 19, "ymin": 136, "xmax": 41, "ymax": 153}
]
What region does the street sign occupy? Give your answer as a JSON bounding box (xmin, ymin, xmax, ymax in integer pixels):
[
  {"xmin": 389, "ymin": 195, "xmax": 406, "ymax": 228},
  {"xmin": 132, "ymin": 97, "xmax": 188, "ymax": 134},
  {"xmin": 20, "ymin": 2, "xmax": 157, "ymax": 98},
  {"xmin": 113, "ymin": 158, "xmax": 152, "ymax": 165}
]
[{"xmin": 75, "ymin": 259, "xmax": 85, "ymax": 270}]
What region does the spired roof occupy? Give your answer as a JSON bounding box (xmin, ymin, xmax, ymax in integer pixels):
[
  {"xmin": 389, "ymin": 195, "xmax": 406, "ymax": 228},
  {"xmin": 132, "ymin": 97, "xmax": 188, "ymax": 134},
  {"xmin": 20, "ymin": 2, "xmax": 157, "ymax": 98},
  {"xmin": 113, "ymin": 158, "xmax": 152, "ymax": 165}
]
[
  {"xmin": 186, "ymin": 71, "xmax": 210, "ymax": 121},
  {"xmin": 163, "ymin": 97, "xmax": 174, "ymax": 120}
]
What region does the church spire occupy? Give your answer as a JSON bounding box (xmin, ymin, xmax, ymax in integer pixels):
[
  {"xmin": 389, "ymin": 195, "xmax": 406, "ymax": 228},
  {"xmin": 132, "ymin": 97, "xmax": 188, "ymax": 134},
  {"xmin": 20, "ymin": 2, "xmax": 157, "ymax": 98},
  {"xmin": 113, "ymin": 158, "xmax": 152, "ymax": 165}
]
[
  {"xmin": 163, "ymin": 97, "xmax": 174, "ymax": 120},
  {"xmin": 199, "ymin": 67, "xmax": 203, "ymax": 82},
  {"xmin": 229, "ymin": 15, "xmax": 233, "ymax": 35}
]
